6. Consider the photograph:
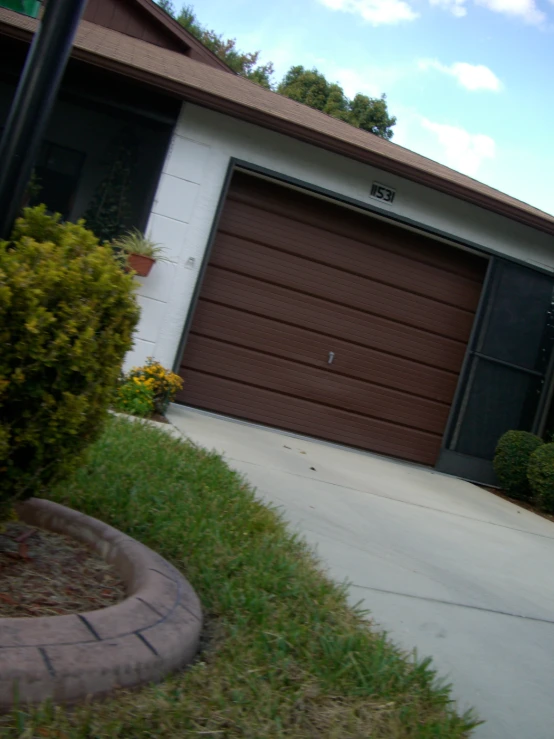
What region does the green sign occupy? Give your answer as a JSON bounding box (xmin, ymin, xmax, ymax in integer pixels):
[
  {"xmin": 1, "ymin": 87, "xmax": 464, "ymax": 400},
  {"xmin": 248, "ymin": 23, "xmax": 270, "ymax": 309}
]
[{"xmin": 0, "ymin": 0, "xmax": 41, "ymax": 18}]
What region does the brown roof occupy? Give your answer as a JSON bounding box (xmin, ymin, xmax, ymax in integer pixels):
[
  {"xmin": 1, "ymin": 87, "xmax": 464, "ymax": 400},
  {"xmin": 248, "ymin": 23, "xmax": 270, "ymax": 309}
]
[
  {"xmin": 113, "ymin": 0, "xmax": 232, "ymax": 72},
  {"xmin": 2, "ymin": 6, "xmax": 554, "ymax": 236}
]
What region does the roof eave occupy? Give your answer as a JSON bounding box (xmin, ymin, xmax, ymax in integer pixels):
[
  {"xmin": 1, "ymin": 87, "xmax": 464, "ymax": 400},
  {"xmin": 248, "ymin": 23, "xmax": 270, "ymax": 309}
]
[
  {"xmin": 67, "ymin": 46, "xmax": 554, "ymax": 239},
  {"xmin": 132, "ymin": 0, "xmax": 233, "ymax": 74},
  {"xmin": 1, "ymin": 17, "xmax": 552, "ymax": 238}
]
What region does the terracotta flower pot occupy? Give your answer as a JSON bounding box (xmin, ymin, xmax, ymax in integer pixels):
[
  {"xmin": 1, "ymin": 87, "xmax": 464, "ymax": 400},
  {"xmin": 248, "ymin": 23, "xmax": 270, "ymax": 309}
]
[{"xmin": 128, "ymin": 252, "xmax": 155, "ymax": 277}]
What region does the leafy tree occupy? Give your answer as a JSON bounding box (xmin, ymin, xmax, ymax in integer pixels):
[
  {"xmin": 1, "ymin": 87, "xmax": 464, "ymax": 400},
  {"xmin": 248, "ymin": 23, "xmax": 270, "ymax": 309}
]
[
  {"xmin": 279, "ymin": 66, "xmax": 396, "ymax": 140},
  {"xmin": 350, "ymin": 93, "xmax": 396, "ymax": 139},
  {"xmin": 155, "ymin": 4, "xmax": 396, "ymax": 138},
  {"xmin": 156, "ymin": 0, "xmax": 176, "ymax": 14},
  {"xmin": 277, "ymin": 66, "xmax": 345, "ymax": 116},
  {"xmin": 174, "ymin": 3, "xmax": 201, "ymax": 36},
  {"xmin": 176, "ymin": 4, "xmax": 274, "ymax": 89}
]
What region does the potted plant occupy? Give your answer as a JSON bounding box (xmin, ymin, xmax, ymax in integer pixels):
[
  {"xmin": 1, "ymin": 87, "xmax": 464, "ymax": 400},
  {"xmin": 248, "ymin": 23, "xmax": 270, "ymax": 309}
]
[{"xmin": 112, "ymin": 228, "xmax": 165, "ymax": 277}]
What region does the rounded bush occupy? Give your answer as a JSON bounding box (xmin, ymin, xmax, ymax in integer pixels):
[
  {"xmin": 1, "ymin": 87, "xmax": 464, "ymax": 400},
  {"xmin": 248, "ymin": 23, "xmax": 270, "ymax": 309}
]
[
  {"xmin": 528, "ymin": 443, "xmax": 554, "ymax": 513},
  {"xmin": 493, "ymin": 430, "xmax": 544, "ymax": 501},
  {"xmin": 0, "ymin": 207, "xmax": 139, "ymax": 516}
]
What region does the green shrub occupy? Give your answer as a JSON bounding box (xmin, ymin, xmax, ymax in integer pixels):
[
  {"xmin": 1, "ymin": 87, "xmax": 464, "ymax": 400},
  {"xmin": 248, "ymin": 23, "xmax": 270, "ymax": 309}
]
[
  {"xmin": 114, "ymin": 359, "xmax": 183, "ymax": 418},
  {"xmin": 528, "ymin": 443, "xmax": 554, "ymax": 512},
  {"xmin": 125, "ymin": 358, "xmax": 183, "ymax": 415},
  {"xmin": 0, "ymin": 206, "xmax": 139, "ymax": 517},
  {"xmin": 114, "ymin": 377, "xmax": 156, "ymax": 417},
  {"xmin": 493, "ymin": 430, "xmax": 544, "ymax": 501}
]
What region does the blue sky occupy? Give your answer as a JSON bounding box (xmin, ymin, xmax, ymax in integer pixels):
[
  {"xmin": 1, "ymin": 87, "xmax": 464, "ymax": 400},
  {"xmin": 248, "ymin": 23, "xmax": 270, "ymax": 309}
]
[{"xmin": 177, "ymin": 0, "xmax": 553, "ymax": 215}]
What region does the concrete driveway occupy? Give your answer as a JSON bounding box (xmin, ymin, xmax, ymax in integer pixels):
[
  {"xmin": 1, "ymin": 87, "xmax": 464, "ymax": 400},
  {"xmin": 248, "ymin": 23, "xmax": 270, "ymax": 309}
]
[{"xmin": 167, "ymin": 405, "xmax": 554, "ymax": 739}]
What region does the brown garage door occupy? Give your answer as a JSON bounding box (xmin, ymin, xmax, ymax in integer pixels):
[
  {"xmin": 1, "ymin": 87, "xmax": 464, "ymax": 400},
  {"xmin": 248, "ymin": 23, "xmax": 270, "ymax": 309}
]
[{"xmin": 177, "ymin": 172, "xmax": 487, "ymax": 466}]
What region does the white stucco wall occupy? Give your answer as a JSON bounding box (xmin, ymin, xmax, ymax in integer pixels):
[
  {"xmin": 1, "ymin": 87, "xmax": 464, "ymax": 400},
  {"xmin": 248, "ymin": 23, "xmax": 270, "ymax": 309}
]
[{"xmin": 127, "ymin": 102, "xmax": 554, "ymax": 371}]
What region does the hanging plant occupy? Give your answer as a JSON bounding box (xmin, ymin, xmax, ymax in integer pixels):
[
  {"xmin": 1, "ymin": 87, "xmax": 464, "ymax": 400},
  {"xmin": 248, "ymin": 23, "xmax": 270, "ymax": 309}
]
[{"xmin": 112, "ymin": 228, "xmax": 166, "ymax": 277}]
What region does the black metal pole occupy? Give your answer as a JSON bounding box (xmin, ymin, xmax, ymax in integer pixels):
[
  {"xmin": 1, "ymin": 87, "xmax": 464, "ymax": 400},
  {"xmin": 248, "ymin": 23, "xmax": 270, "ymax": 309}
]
[{"xmin": 0, "ymin": 0, "xmax": 88, "ymax": 239}]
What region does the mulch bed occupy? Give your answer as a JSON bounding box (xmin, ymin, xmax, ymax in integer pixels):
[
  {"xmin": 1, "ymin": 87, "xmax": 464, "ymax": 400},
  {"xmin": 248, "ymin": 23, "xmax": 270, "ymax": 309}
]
[{"xmin": 0, "ymin": 522, "xmax": 126, "ymax": 618}]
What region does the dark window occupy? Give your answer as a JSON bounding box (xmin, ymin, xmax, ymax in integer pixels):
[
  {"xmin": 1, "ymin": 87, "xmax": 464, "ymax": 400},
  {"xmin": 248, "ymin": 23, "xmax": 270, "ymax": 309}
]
[
  {"xmin": 30, "ymin": 141, "xmax": 85, "ymax": 219},
  {"xmin": 0, "ymin": 123, "xmax": 85, "ymax": 220}
]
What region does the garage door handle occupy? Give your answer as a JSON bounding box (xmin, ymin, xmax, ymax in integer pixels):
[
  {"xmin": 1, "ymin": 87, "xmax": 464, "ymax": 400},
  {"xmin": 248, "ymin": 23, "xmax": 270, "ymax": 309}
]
[{"xmin": 328, "ymin": 352, "xmax": 335, "ymax": 365}]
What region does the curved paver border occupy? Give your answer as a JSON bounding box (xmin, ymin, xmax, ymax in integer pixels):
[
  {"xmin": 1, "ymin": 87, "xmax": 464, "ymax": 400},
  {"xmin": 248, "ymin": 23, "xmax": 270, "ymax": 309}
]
[{"xmin": 0, "ymin": 498, "xmax": 202, "ymax": 710}]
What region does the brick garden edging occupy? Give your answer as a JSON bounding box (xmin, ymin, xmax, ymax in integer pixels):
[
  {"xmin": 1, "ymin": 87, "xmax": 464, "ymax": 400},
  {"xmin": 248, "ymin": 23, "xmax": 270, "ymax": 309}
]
[{"xmin": 0, "ymin": 498, "xmax": 202, "ymax": 710}]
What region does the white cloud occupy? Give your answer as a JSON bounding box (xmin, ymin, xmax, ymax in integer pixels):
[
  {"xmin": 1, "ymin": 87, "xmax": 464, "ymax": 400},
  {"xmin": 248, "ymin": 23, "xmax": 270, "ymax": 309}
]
[
  {"xmin": 317, "ymin": 0, "xmax": 418, "ymax": 25},
  {"xmin": 418, "ymin": 59, "xmax": 502, "ymax": 91},
  {"xmin": 429, "ymin": 0, "xmax": 468, "ymax": 16},
  {"xmin": 429, "ymin": 0, "xmax": 546, "ymax": 23},
  {"xmin": 420, "ymin": 118, "xmax": 496, "ymax": 176},
  {"xmin": 391, "ymin": 105, "xmax": 554, "ymax": 212},
  {"xmin": 319, "ymin": 0, "xmax": 545, "ymax": 26},
  {"xmin": 476, "ymin": 0, "xmax": 545, "ymax": 24}
]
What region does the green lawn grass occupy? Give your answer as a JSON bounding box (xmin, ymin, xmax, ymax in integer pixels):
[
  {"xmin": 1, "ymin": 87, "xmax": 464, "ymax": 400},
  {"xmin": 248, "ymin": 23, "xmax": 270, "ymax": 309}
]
[{"xmin": 2, "ymin": 416, "xmax": 480, "ymax": 738}]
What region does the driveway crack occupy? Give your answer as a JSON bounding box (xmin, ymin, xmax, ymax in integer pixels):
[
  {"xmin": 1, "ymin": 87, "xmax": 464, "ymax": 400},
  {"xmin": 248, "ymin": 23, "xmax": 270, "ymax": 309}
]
[
  {"xmin": 231, "ymin": 458, "xmax": 554, "ymax": 541},
  {"xmin": 351, "ymin": 583, "xmax": 554, "ymax": 625}
]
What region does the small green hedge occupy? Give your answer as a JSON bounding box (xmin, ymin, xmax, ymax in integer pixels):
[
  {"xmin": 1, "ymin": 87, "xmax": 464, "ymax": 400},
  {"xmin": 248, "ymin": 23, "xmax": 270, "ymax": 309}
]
[
  {"xmin": 0, "ymin": 207, "xmax": 139, "ymax": 517},
  {"xmin": 528, "ymin": 443, "xmax": 554, "ymax": 513},
  {"xmin": 493, "ymin": 430, "xmax": 544, "ymax": 501}
]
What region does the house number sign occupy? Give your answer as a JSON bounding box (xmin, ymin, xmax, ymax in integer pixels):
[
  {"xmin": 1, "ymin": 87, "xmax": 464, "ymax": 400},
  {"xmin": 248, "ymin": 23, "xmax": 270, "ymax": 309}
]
[{"xmin": 370, "ymin": 182, "xmax": 396, "ymax": 204}]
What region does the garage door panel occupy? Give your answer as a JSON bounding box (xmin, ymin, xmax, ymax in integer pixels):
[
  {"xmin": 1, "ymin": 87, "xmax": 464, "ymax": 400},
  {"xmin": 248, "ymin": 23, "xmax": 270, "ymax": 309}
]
[
  {"xmin": 210, "ymin": 233, "xmax": 476, "ymax": 340},
  {"xmin": 225, "ymin": 176, "xmax": 487, "ymax": 282},
  {"xmin": 219, "ymin": 201, "xmax": 484, "ymax": 310},
  {"xmin": 202, "ymin": 267, "xmax": 468, "ymax": 372},
  {"xmin": 192, "ymin": 300, "xmax": 458, "ymax": 403},
  {"xmin": 178, "ymin": 173, "xmax": 486, "ymax": 467},
  {"xmin": 179, "ymin": 370, "xmax": 441, "ymax": 465},
  {"xmin": 183, "ymin": 334, "xmax": 449, "ymax": 434}
]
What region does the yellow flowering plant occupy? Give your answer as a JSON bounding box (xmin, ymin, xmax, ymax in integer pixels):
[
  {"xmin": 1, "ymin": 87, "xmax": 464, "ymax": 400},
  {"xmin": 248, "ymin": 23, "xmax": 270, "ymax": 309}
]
[
  {"xmin": 115, "ymin": 358, "xmax": 183, "ymax": 417},
  {"xmin": 114, "ymin": 377, "xmax": 155, "ymax": 418}
]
